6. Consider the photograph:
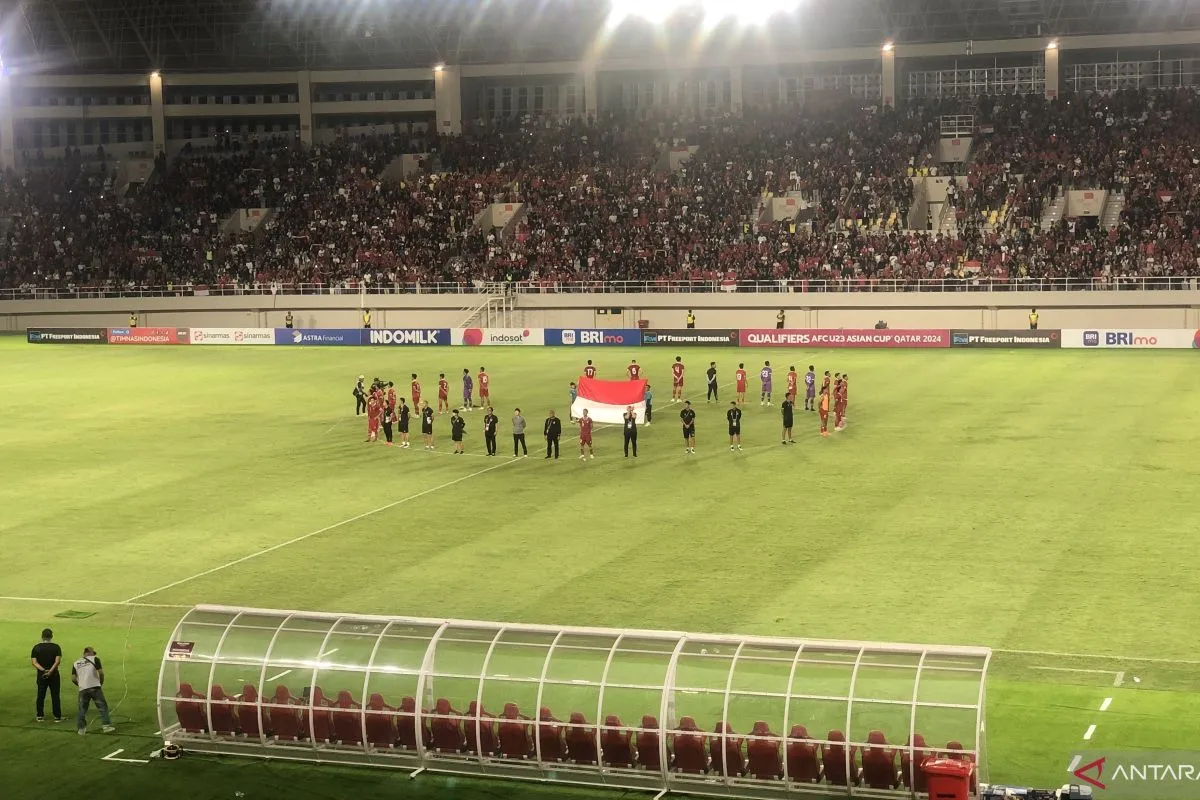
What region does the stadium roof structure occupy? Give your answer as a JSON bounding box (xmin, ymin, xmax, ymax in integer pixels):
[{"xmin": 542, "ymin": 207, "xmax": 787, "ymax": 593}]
[{"xmin": 3, "ymin": 0, "xmax": 1200, "ymax": 75}]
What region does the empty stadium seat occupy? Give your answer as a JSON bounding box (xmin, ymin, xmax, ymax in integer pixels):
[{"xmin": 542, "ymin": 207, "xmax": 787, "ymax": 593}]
[
  {"xmin": 304, "ymin": 686, "xmax": 334, "ymax": 743},
  {"xmin": 331, "ymin": 690, "xmax": 363, "ymax": 746},
  {"xmin": 236, "ymin": 684, "xmax": 262, "ymax": 739},
  {"xmin": 395, "ymin": 696, "xmax": 429, "ymax": 750},
  {"xmin": 670, "ymin": 717, "xmax": 708, "ymax": 774},
  {"xmin": 900, "ymin": 733, "xmax": 929, "ymax": 792},
  {"xmin": 497, "ymin": 703, "xmax": 534, "ymax": 759},
  {"xmin": 365, "ymin": 693, "xmax": 398, "ymax": 750},
  {"xmin": 175, "ymin": 682, "xmax": 208, "ymax": 734},
  {"xmin": 208, "ymin": 684, "xmax": 238, "ymax": 736},
  {"xmin": 636, "ymin": 715, "xmax": 663, "ymax": 770},
  {"xmin": 822, "ymin": 729, "xmax": 856, "ymax": 786},
  {"xmin": 786, "ymin": 725, "xmax": 821, "ymax": 783},
  {"xmin": 746, "ymin": 720, "xmax": 782, "ymax": 780},
  {"xmin": 430, "ymin": 698, "xmax": 466, "ymax": 753},
  {"xmin": 709, "ymin": 722, "xmax": 746, "ymax": 777},
  {"xmin": 601, "ymin": 714, "xmax": 634, "ymax": 768},
  {"xmin": 267, "ymin": 686, "xmax": 303, "ymax": 741},
  {"xmin": 565, "ymin": 712, "xmax": 597, "ymax": 765},
  {"xmin": 538, "ymin": 707, "xmax": 566, "ymax": 762},
  {"xmin": 464, "ymin": 700, "xmax": 497, "ymax": 757},
  {"xmin": 861, "ymin": 730, "xmax": 899, "ymax": 789}
]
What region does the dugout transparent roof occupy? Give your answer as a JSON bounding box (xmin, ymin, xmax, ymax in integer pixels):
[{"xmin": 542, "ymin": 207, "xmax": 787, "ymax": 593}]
[{"xmin": 159, "ymin": 605, "xmax": 990, "ymax": 798}]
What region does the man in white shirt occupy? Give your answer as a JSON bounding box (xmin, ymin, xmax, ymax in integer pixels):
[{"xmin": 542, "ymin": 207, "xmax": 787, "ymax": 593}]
[{"xmin": 72, "ymin": 647, "xmax": 115, "ymax": 734}]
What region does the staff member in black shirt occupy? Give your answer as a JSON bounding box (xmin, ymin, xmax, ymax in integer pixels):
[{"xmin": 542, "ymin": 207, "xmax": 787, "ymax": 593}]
[
  {"xmin": 381, "ymin": 405, "xmax": 395, "ymax": 446},
  {"xmin": 398, "ymin": 399, "xmax": 411, "ymax": 448},
  {"xmin": 726, "ymin": 401, "xmax": 743, "ymax": 451},
  {"xmin": 680, "ymin": 401, "xmax": 697, "ymax": 455},
  {"xmin": 483, "ymin": 407, "xmax": 499, "ymax": 456},
  {"xmin": 776, "ymin": 309, "xmax": 786, "ymax": 329},
  {"xmin": 706, "ymin": 362, "xmax": 718, "ymax": 402},
  {"xmin": 781, "ymin": 396, "xmax": 796, "ymax": 444},
  {"xmin": 285, "ymin": 311, "xmax": 294, "ymax": 329},
  {"xmin": 623, "ymin": 406, "xmax": 639, "ymax": 458},
  {"xmin": 421, "ymin": 401, "xmax": 435, "ymax": 450},
  {"xmin": 354, "ymin": 375, "xmax": 367, "ymax": 416},
  {"xmin": 450, "ymin": 409, "xmax": 467, "ymax": 454},
  {"xmin": 544, "ymin": 410, "xmax": 562, "ymax": 459},
  {"xmin": 31, "ymin": 628, "xmax": 63, "ymax": 722}
]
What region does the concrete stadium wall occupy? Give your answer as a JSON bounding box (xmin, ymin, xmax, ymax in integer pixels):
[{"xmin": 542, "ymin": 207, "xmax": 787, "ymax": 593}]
[{"xmin": 2, "ymin": 290, "xmax": 1199, "ymax": 332}]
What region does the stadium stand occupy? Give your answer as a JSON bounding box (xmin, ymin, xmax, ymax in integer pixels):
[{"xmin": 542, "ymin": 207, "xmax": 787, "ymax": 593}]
[{"xmin": 6, "ymin": 89, "xmax": 1198, "ymax": 294}]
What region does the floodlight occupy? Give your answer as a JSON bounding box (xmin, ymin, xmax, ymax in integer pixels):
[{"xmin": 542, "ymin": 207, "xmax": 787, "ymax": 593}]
[
  {"xmin": 433, "ymin": 63, "xmax": 445, "ymax": 72},
  {"xmin": 882, "ymin": 41, "xmax": 894, "ymax": 52},
  {"xmin": 1046, "ymin": 39, "xmax": 1059, "ymax": 50}
]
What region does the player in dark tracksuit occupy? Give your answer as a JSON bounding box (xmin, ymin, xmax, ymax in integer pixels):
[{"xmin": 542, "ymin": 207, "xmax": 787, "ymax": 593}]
[
  {"xmin": 544, "ymin": 411, "xmax": 562, "ymax": 459},
  {"xmin": 623, "ymin": 406, "xmax": 639, "ymax": 457},
  {"xmin": 354, "ymin": 376, "xmax": 367, "ymax": 415}
]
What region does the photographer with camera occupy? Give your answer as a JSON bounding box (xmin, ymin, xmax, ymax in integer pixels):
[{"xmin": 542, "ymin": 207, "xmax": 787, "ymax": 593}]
[{"xmin": 72, "ymin": 646, "xmax": 115, "ymax": 735}]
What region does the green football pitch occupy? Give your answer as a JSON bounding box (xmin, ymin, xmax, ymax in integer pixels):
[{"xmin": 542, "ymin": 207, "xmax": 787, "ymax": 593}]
[{"xmin": 1, "ymin": 337, "xmax": 1198, "ymax": 799}]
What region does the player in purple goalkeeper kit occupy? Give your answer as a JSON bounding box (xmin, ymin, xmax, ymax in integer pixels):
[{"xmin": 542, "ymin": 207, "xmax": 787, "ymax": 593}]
[
  {"xmin": 462, "ymin": 369, "xmax": 474, "ymax": 410},
  {"xmin": 804, "ymin": 365, "xmax": 817, "ymax": 411},
  {"xmin": 760, "ymin": 361, "xmax": 774, "ymax": 406}
]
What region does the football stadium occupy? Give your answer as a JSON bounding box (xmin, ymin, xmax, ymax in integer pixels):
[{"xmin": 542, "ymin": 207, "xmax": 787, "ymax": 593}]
[{"xmin": 2, "ymin": 1, "xmax": 1200, "ymax": 799}]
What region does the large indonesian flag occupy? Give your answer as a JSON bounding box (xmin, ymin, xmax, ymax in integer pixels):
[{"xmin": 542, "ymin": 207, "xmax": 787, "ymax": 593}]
[{"xmin": 571, "ymin": 376, "xmax": 647, "ymax": 424}]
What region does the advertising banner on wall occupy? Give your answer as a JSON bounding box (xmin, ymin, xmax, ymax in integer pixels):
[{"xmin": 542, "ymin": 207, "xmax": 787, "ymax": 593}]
[
  {"xmin": 640, "ymin": 329, "xmax": 739, "ymax": 346},
  {"xmin": 108, "ymin": 327, "xmax": 191, "ymax": 345},
  {"xmin": 950, "ymin": 330, "xmax": 1061, "ymax": 348},
  {"xmin": 739, "ymin": 329, "xmax": 950, "ymax": 348},
  {"xmin": 451, "ymin": 328, "xmax": 546, "ymax": 346},
  {"xmin": 189, "ymin": 328, "xmax": 275, "ymax": 345},
  {"xmin": 545, "ymin": 329, "xmax": 642, "ymax": 346},
  {"xmin": 26, "ymin": 328, "xmax": 108, "ymax": 344},
  {"xmin": 274, "ymin": 329, "xmax": 366, "ymax": 346},
  {"xmin": 365, "ymin": 328, "xmax": 451, "ymax": 346},
  {"xmin": 1062, "ymin": 329, "xmax": 1200, "ymax": 349}
]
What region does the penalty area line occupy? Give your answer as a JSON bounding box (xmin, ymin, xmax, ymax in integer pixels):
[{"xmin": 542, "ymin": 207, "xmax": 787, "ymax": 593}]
[
  {"xmin": 123, "ymin": 459, "xmax": 520, "ymax": 603},
  {"xmin": 0, "ymin": 595, "xmax": 190, "ymax": 609},
  {"xmin": 996, "ymin": 647, "xmax": 1200, "ymax": 666}
]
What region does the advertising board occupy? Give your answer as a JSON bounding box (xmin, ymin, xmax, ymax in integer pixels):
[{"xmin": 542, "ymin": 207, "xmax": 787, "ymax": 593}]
[
  {"xmin": 640, "ymin": 329, "xmax": 739, "ymax": 346},
  {"xmin": 366, "ymin": 328, "xmax": 451, "ymax": 346},
  {"xmin": 1062, "ymin": 329, "xmax": 1200, "ymax": 349},
  {"xmin": 108, "ymin": 327, "xmax": 191, "ymax": 345},
  {"xmin": 26, "ymin": 328, "xmax": 108, "ymax": 344},
  {"xmin": 949, "ymin": 330, "xmax": 1061, "ymax": 348},
  {"xmin": 739, "ymin": 329, "xmax": 950, "ymax": 348},
  {"xmin": 451, "ymin": 328, "xmax": 546, "ymax": 346},
  {"xmin": 189, "ymin": 328, "xmax": 275, "ymax": 345},
  {"xmin": 545, "ymin": 329, "xmax": 642, "ymax": 346},
  {"xmin": 274, "ymin": 329, "xmax": 366, "ymax": 346}
]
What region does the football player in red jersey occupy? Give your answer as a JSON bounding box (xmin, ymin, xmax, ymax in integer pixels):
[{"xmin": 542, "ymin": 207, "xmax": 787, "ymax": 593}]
[
  {"xmin": 627, "ymin": 359, "xmax": 641, "ymax": 380},
  {"xmin": 834, "ymin": 374, "xmax": 848, "ymax": 431},
  {"xmin": 437, "ymin": 373, "xmax": 450, "ymax": 414},
  {"xmin": 735, "ymin": 362, "xmax": 748, "ymax": 405},
  {"xmin": 385, "ymin": 382, "xmax": 397, "ymax": 414},
  {"xmin": 478, "ymin": 367, "xmax": 491, "ymax": 405},
  {"xmin": 410, "ymin": 373, "xmax": 421, "ymax": 408},
  {"xmin": 365, "ymin": 394, "xmax": 381, "ymax": 442},
  {"xmin": 671, "ymin": 356, "xmax": 685, "ymax": 401},
  {"xmin": 785, "ymin": 366, "xmax": 798, "ymax": 403},
  {"xmin": 583, "ymin": 359, "xmax": 597, "ymax": 379},
  {"xmin": 577, "ymin": 408, "xmax": 595, "ymax": 461}
]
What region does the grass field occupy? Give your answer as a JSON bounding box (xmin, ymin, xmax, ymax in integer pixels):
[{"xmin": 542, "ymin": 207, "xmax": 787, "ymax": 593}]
[{"xmin": 2, "ymin": 337, "xmax": 1199, "ymax": 799}]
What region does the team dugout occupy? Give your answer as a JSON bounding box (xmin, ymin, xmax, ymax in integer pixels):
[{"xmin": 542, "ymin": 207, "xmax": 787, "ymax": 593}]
[{"xmin": 160, "ymin": 606, "xmax": 990, "ymax": 798}]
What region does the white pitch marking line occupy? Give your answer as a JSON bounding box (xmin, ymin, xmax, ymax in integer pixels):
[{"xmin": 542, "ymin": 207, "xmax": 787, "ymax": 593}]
[
  {"xmin": 1100, "ymin": 697, "xmax": 1113, "ymax": 712},
  {"xmin": 997, "ymin": 647, "xmax": 1200, "ymax": 666},
  {"xmin": 1031, "ymin": 666, "xmax": 1121, "ymax": 677},
  {"xmin": 0, "ymin": 596, "xmax": 189, "ymax": 609},
  {"xmin": 266, "ymin": 669, "xmax": 292, "ymax": 682},
  {"xmin": 1083, "ymin": 724, "xmax": 1096, "ymax": 741},
  {"xmin": 1114, "ymin": 671, "xmax": 1125, "ymax": 687},
  {"xmin": 101, "ymin": 748, "xmax": 148, "ymax": 764},
  {"xmin": 124, "ymin": 458, "xmax": 520, "ymax": 602},
  {"xmin": 1067, "ymin": 754, "xmax": 1082, "ymax": 774}
]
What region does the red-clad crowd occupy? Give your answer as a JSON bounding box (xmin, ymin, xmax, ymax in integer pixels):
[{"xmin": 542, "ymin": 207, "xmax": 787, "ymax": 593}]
[{"xmin": 2, "ymin": 87, "xmax": 1199, "ymax": 295}]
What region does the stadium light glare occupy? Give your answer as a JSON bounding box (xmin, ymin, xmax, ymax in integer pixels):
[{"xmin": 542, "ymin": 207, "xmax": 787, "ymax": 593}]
[
  {"xmin": 609, "ymin": 0, "xmax": 801, "ymax": 25},
  {"xmin": 433, "ymin": 63, "xmax": 445, "ymax": 72},
  {"xmin": 882, "ymin": 41, "xmax": 894, "ymax": 52},
  {"xmin": 1046, "ymin": 39, "xmax": 1059, "ymax": 50}
]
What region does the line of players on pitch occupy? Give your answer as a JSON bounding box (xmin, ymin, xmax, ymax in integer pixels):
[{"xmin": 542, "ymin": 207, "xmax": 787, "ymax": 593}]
[{"xmin": 356, "ymin": 359, "xmax": 849, "ymax": 456}]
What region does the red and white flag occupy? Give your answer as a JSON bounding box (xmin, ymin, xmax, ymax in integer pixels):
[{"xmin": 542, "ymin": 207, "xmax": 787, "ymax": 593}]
[{"xmin": 571, "ymin": 376, "xmax": 647, "ymax": 425}]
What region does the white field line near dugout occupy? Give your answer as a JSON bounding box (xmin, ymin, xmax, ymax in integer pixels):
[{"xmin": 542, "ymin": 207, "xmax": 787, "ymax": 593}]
[
  {"xmin": 123, "ymin": 458, "xmax": 520, "ymax": 603},
  {"xmin": 2, "ymin": 593, "xmax": 1198, "ymax": 669}
]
